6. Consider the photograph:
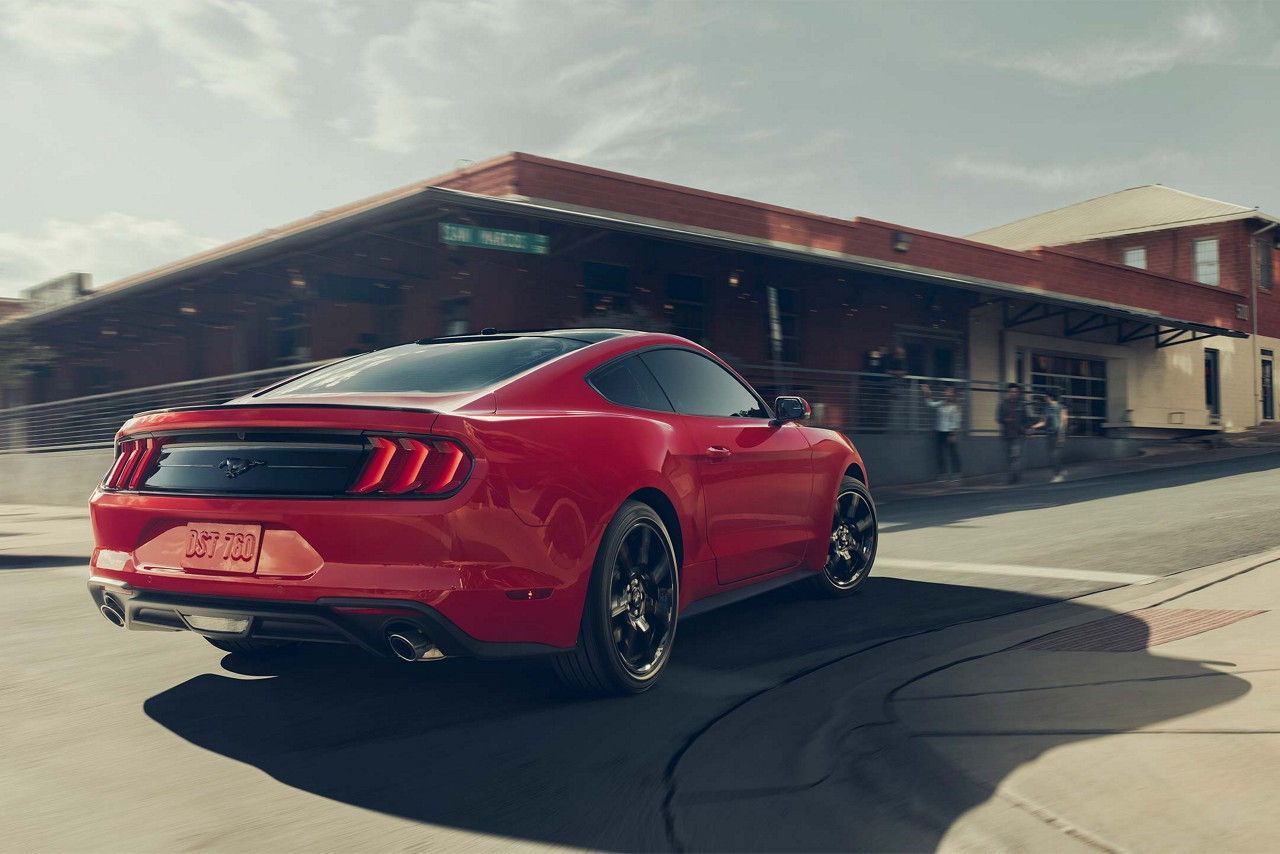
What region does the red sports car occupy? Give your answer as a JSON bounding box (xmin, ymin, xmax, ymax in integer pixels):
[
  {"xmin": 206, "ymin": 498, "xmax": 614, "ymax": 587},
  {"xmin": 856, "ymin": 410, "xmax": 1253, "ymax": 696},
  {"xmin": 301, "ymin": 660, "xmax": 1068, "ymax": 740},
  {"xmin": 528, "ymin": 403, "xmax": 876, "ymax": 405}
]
[{"xmin": 88, "ymin": 330, "xmax": 876, "ymax": 694}]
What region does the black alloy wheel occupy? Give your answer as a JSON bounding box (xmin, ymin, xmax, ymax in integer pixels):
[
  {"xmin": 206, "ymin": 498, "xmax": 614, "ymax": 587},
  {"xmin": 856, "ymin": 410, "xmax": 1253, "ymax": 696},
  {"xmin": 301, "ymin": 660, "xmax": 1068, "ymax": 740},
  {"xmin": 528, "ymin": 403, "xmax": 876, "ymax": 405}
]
[
  {"xmin": 554, "ymin": 500, "xmax": 679, "ymax": 695},
  {"xmin": 812, "ymin": 476, "xmax": 877, "ymax": 597}
]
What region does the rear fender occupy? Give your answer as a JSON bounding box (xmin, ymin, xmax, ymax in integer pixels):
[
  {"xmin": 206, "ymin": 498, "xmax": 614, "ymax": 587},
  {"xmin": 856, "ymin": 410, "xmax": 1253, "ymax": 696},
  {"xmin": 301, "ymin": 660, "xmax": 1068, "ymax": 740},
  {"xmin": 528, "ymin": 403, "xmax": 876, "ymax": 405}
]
[{"xmin": 433, "ymin": 410, "xmax": 707, "ymax": 569}]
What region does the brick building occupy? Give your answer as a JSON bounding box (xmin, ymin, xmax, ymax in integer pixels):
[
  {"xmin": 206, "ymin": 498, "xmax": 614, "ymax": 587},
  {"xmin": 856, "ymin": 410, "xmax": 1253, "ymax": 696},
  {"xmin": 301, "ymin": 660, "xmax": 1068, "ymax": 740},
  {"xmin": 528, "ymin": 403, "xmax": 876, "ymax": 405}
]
[
  {"xmin": 0, "ymin": 155, "xmax": 1256, "ymax": 479},
  {"xmin": 970, "ymin": 185, "xmax": 1279, "ymax": 430}
]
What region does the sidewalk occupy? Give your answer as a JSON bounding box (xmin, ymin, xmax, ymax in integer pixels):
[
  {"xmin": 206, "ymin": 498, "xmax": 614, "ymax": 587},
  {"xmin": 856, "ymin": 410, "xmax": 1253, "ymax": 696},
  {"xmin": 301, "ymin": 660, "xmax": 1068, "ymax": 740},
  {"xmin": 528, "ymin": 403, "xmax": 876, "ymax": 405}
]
[
  {"xmin": 667, "ymin": 550, "xmax": 1280, "ymax": 851},
  {"xmin": 876, "ymin": 442, "xmax": 1280, "ymax": 503},
  {"xmin": 908, "ymin": 554, "xmax": 1280, "ymax": 852},
  {"xmin": 0, "ymin": 503, "xmax": 93, "ymax": 566}
]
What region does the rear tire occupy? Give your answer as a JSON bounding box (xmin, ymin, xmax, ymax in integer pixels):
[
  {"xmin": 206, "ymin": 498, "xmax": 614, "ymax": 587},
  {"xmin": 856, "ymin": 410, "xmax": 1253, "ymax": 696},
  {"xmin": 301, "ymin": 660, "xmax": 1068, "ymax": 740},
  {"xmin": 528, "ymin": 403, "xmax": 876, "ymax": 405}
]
[
  {"xmin": 203, "ymin": 637, "xmax": 296, "ymax": 655},
  {"xmin": 553, "ymin": 500, "xmax": 679, "ymax": 696},
  {"xmin": 811, "ymin": 476, "xmax": 877, "ymax": 597}
]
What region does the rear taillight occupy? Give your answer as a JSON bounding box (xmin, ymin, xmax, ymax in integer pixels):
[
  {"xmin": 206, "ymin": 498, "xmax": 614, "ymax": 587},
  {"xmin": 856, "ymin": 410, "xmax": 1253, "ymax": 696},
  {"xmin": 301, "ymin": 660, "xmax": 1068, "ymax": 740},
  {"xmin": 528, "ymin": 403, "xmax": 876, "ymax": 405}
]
[
  {"xmin": 103, "ymin": 437, "xmax": 163, "ymax": 490},
  {"xmin": 347, "ymin": 436, "xmax": 472, "ymax": 497}
]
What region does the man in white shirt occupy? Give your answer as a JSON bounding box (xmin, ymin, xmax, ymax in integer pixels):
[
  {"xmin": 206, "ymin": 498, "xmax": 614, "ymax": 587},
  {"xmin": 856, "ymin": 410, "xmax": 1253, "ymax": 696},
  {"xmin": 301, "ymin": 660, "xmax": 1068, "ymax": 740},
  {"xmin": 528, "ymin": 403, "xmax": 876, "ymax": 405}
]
[
  {"xmin": 922, "ymin": 384, "xmax": 962, "ymax": 481},
  {"xmin": 1032, "ymin": 389, "xmax": 1069, "ymax": 483}
]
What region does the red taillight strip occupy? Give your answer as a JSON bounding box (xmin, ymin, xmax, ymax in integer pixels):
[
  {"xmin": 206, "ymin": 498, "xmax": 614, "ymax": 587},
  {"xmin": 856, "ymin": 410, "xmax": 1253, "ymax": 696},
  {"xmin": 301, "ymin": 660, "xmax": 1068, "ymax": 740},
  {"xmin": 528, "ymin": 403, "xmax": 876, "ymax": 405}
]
[
  {"xmin": 420, "ymin": 442, "xmax": 467, "ymax": 494},
  {"xmin": 113, "ymin": 441, "xmax": 144, "ymax": 488},
  {"xmin": 346, "ymin": 436, "xmax": 471, "ymax": 497},
  {"xmin": 383, "ymin": 438, "xmax": 431, "ymax": 494},
  {"xmin": 349, "ymin": 436, "xmax": 398, "ymax": 494},
  {"xmin": 104, "ymin": 440, "xmax": 136, "ymax": 488},
  {"xmin": 126, "ymin": 438, "xmax": 160, "ymax": 489}
]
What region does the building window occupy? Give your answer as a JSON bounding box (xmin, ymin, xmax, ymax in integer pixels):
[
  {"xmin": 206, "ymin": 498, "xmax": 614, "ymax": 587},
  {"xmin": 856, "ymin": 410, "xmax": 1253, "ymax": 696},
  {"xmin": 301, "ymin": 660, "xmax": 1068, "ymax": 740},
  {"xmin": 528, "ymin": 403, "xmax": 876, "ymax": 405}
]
[
  {"xmin": 765, "ymin": 285, "xmax": 799, "ymax": 363},
  {"xmin": 1028, "ymin": 352, "xmax": 1107, "ymax": 436},
  {"xmin": 1258, "ymin": 238, "xmax": 1274, "ymax": 292},
  {"xmin": 663, "ymin": 273, "xmax": 705, "ymax": 341},
  {"xmin": 1122, "ymin": 246, "xmax": 1147, "ymax": 269},
  {"xmin": 440, "ymin": 297, "xmax": 470, "ymax": 336},
  {"xmin": 1193, "ymin": 238, "xmax": 1219, "ymax": 286},
  {"xmin": 582, "ymin": 262, "xmax": 630, "ymax": 316}
]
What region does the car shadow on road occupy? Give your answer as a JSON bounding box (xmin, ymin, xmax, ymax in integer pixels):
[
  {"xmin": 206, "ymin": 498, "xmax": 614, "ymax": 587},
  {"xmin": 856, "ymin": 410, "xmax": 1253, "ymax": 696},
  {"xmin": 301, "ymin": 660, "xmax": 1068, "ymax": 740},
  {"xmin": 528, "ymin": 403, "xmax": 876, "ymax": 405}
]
[
  {"xmin": 142, "ymin": 578, "xmax": 1248, "ymax": 851},
  {"xmin": 879, "ymin": 451, "xmax": 1280, "ymax": 534},
  {"xmin": 665, "ymin": 600, "xmax": 1251, "ymax": 850}
]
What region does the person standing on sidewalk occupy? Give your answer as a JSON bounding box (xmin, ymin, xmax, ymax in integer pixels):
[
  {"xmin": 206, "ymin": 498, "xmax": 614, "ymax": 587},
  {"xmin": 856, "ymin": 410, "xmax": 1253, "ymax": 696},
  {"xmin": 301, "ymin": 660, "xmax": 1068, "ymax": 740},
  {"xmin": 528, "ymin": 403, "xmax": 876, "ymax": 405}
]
[
  {"xmin": 886, "ymin": 344, "xmax": 910, "ymax": 431},
  {"xmin": 997, "ymin": 383, "xmax": 1032, "ymax": 484},
  {"xmin": 922, "ymin": 383, "xmax": 962, "ymax": 481},
  {"xmin": 1033, "ymin": 389, "xmax": 1070, "ymax": 483},
  {"xmin": 860, "ymin": 345, "xmax": 889, "ymax": 432}
]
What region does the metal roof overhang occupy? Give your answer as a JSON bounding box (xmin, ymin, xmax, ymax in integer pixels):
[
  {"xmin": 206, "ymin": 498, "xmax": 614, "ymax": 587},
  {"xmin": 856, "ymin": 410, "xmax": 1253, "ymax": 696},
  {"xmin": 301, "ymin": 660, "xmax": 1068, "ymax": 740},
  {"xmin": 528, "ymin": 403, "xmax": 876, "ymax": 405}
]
[
  {"xmin": 441, "ymin": 190, "xmax": 1245, "ymax": 347},
  {"xmin": 11, "ymin": 187, "xmax": 1247, "ymax": 346}
]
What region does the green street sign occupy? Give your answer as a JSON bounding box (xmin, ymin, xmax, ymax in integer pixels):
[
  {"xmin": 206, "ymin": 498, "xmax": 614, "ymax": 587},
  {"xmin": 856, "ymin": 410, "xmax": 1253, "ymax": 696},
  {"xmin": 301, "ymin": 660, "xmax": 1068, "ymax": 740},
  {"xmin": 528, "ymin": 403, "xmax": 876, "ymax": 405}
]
[{"xmin": 439, "ymin": 222, "xmax": 550, "ymax": 255}]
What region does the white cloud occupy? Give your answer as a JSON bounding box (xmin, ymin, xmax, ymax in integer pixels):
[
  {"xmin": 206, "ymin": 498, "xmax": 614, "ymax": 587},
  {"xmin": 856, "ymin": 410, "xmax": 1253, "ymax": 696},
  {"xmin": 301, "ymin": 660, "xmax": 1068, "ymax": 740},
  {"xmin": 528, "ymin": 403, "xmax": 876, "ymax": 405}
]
[
  {"xmin": 147, "ymin": 1, "xmax": 298, "ymax": 119},
  {"xmin": 0, "ymin": 213, "xmax": 222, "ymax": 297},
  {"xmin": 554, "ymin": 65, "xmax": 725, "ymax": 162},
  {"xmin": 348, "ymin": 0, "xmax": 726, "ymax": 162},
  {"xmin": 0, "ymin": 0, "xmax": 297, "ymax": 117},
  {"xmin": 312, "ymin": 0, "xmax": 361, "ymax": 36},
  {"xmin": 940, "ymin": 151, "xmax": 1192, "ymax": 192},
  {"xmin": 982, "ymin": 7, "xmax": 1235, "ymax": 85},
  {"xmin": 0, "ymin": 0, "xmax": 141, "ymax": 60}
]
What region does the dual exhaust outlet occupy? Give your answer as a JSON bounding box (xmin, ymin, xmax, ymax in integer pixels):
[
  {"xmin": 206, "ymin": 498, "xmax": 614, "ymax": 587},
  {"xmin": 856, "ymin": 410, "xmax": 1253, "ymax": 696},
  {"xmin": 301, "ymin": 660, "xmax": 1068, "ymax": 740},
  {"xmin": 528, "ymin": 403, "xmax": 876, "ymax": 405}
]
[
  {"xmin": 386, "ymin": 625, "xmax": 445, "ymax": 662},
  {"xmin": 99, "ymin": 592, "xmax": 442, "ymax": 663},
  {"xmin": 100, "ymin": 594, "xmax": 126, "ymax": 628}
]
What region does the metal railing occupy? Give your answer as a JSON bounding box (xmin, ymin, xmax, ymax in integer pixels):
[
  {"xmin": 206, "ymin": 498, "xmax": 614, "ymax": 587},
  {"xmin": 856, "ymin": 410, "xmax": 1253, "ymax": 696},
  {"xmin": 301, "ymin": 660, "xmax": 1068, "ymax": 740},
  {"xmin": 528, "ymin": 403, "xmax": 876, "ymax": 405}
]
[
  {"xmin": 0, "ymin": 361, "xmax": 330, "ymax": 452},
  {"xmin": 739, "ymin": 365, "xmax": 1032, "ymax": 436},
  {"xmin": 0, "ymin": 360, "xmax": 1058, "ymax": 452}
]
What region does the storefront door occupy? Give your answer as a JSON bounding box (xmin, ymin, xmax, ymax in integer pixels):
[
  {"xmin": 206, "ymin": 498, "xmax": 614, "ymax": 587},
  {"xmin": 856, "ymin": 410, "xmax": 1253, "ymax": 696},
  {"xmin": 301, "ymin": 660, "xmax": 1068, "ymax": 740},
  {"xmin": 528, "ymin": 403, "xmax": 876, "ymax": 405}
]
[
  {"xmin": 1262, "ymin": 351, "xmax": 1274, "ymax": 421},
  {"xmin": 1205, "ymin": 349, "xmax": 1221, "ymax": 421}
]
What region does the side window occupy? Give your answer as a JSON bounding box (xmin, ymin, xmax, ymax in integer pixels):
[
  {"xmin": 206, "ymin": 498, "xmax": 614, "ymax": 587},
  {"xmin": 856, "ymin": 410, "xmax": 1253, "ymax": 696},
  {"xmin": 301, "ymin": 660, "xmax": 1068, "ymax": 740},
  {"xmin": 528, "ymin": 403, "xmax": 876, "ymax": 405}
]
[
  {"xmin": 589, "ymin": 356, "xmax": 673, "ymax": 412},
  {"xmin": 640, "ymin": 348, "xmax": 768, "ymax": 418}
]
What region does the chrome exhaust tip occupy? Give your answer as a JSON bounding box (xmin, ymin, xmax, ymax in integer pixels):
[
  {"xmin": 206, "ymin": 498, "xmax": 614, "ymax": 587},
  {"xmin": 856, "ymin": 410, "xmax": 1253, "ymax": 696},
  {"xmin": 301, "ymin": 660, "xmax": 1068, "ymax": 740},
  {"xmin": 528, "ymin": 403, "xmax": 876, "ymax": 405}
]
[
  {"xmin": 386, "ymin": 626, "xmax": 444, "ymax": 662},
  {"xmin": 100, "ymin": 595, "xmax": 126, "ymax": 628}
]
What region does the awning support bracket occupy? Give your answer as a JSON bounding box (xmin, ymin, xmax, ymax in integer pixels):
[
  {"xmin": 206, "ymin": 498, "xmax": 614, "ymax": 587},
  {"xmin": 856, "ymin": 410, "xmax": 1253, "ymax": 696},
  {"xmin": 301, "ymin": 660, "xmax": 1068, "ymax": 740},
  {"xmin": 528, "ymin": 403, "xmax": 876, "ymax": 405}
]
[
  {"xmin": 1117, "ymin": 321, "xmax": 1159, "ymax": 343},
  {"xmin": 1156, "ymin": 327, "xmax": 1217, "ymax": 348},
  {"xmin": 1003, "ymin": 300, "xmax": 1068, "ymax": 329},
  {"xmin": 1063, "ymin": 311, "xmax": 1114, "ymax": 337}
]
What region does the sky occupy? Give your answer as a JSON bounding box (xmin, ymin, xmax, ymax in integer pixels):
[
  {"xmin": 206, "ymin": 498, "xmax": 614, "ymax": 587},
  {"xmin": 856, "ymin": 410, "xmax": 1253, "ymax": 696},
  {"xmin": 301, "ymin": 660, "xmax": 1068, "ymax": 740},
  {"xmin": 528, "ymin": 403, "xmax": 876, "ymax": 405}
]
[{"xmin": 2, "ymin": 0, "xmax": 1280, "ymax": 297}]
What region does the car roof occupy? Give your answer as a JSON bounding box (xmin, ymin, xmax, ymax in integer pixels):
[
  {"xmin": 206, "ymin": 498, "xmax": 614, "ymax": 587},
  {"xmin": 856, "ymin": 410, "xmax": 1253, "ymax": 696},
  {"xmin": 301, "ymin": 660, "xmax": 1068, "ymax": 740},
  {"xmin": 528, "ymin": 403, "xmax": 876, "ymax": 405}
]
[{"xmin": 418, "ymin": 328, "xmax": 644, "ymax": 345}]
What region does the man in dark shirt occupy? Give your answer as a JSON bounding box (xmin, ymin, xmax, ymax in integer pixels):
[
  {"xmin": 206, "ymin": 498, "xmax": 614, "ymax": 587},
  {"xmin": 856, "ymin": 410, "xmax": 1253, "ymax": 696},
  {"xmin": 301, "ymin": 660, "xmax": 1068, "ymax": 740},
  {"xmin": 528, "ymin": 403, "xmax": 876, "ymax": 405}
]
[
  {"xmin": 885, "ymin": 345, "xmax": 910, "ymax": 430},
  {"xmin": 997, "ymin": 383, "xmax": 1031, "ymax": 484},
  {"xmin": 861, "ymin": 346, "xmax": 889, "ymax": 432}
]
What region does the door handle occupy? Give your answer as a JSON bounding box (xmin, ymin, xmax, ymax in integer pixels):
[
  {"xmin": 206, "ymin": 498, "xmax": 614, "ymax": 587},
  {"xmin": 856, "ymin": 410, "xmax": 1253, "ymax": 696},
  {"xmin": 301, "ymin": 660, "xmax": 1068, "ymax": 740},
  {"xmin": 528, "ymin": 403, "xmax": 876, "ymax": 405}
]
[{"xmin": 705, "ymin": 446, "xmax": 732, "ymax": 461}]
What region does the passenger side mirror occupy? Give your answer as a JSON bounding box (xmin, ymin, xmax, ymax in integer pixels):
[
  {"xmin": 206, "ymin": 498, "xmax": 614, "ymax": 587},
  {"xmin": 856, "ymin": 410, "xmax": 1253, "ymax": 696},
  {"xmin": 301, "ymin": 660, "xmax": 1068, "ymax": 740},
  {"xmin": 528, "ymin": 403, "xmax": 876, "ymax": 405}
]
[{"xmin": 773, "ymin": 396, "xmax": 811, "ymax": 425}]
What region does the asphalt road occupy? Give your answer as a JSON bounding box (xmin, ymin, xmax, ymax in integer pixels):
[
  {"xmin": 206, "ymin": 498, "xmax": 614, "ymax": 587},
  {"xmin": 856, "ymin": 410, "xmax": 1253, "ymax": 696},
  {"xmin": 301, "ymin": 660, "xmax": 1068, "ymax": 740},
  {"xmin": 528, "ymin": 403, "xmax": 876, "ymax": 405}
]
[{"xmin": 2, "ymin": 452, "xmax": 1278, "ymax": 852}]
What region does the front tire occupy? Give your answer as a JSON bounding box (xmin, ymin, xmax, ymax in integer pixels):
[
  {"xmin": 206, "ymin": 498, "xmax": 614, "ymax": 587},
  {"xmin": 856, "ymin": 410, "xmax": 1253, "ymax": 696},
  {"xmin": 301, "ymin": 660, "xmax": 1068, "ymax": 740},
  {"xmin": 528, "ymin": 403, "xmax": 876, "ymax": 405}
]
[
  {"xmin": 553, "ymin": 500, "xmax": 679, "ymax": 696},
  {"xmin": 811, "ymin": 476, "xmax": 877, "ymax": 597}
]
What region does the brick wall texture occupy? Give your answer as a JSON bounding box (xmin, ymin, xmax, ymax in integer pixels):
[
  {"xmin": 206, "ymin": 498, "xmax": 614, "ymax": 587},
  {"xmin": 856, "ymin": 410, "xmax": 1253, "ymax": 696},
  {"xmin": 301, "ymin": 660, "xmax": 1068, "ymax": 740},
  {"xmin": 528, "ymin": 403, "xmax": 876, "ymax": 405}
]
[{"xmin": 440, "ymin": 153, "xmax": 1253, "ymax": 336}]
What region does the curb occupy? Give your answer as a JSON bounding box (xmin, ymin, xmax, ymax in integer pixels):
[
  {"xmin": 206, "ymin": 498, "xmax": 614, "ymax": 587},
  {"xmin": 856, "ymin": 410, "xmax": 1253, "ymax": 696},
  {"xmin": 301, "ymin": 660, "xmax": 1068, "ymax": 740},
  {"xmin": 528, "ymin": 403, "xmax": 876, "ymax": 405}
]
[
  {"xmin": 875, "ymin": 446, "xmax": 1280, "ymax": 505},
  {"xmin": 666, "ymin": 548, "xmax": 1280, "ymax": 851},
  {"xmin": 878, "ymin": 548, "xmax": 1280, "ymax": 851}
]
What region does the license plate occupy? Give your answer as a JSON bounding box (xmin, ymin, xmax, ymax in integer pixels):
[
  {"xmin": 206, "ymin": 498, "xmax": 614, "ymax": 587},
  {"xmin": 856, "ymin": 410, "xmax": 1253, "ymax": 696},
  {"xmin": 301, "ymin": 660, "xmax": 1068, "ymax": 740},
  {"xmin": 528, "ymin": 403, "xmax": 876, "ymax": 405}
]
[{"xmin": 182, "ymin": 523, "xmax": 262, "ymax": 574}]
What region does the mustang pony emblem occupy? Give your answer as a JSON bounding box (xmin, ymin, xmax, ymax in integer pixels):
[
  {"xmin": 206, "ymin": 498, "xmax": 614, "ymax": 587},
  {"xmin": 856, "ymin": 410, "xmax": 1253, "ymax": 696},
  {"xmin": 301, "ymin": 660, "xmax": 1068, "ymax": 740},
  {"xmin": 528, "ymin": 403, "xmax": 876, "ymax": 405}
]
[{"xmin": 217, "ymin": 458, "xmax": 266, "ymax": 479}]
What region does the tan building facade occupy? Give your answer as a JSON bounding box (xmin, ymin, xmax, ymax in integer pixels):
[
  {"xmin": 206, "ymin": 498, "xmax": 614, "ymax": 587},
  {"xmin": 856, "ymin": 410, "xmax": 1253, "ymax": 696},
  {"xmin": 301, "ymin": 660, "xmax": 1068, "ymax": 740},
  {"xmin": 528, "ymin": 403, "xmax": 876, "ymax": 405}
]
[{"xmin": 969, "ymin": 184, "xmax": 1280, "ymax": 434}]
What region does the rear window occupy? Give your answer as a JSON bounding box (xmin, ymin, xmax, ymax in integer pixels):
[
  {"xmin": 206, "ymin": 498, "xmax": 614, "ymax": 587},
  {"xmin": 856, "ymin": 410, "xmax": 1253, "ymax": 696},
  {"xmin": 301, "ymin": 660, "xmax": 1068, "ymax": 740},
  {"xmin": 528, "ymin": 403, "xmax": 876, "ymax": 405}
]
[
  {"xmin": 258, "ymin": 337, "xmax": 588, "ymax": 397},
  {"xmin": 589, "ymin": 355, "xmax": 673, "ymax": 412}
]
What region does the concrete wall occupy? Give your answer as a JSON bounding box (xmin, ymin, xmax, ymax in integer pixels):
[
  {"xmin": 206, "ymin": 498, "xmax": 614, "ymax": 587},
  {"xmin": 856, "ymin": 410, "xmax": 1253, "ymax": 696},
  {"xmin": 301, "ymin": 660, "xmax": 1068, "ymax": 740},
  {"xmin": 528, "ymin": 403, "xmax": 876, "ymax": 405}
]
[
  {"xmin": 968, "ymin": 302, "xmax": 1259, "ymax": 435},
  {"xmin": 1, "ymin": 438, "xmax": 1142, "ymax": 506},
  {"xmin": 848, "ymin": 433, "xmax": 1142, "ymax": 487},
  {"xmin": 0, "ymin": 448, "xmax": 113, "ymax": 507}
]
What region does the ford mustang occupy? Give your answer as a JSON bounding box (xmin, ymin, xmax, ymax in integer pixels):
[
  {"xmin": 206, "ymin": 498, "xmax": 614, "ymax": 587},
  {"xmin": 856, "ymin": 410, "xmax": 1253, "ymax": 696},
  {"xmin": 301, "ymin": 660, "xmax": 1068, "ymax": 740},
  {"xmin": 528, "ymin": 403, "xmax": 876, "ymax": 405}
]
[{"xmin": 87, "ymin": 330, "xmax": 877, "ymax": 694}]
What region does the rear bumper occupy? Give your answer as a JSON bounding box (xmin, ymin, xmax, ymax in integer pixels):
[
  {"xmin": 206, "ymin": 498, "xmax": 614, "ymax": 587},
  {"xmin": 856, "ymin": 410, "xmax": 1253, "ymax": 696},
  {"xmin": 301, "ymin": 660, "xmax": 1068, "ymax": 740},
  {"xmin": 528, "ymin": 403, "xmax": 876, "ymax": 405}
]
[
  {"xmin": 88, "ymin": 488, "xmax": 597, "ymax": 648},
  {"xmin": 88, "ymin": 577, "xmax": 568, "ymax": 659}
]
